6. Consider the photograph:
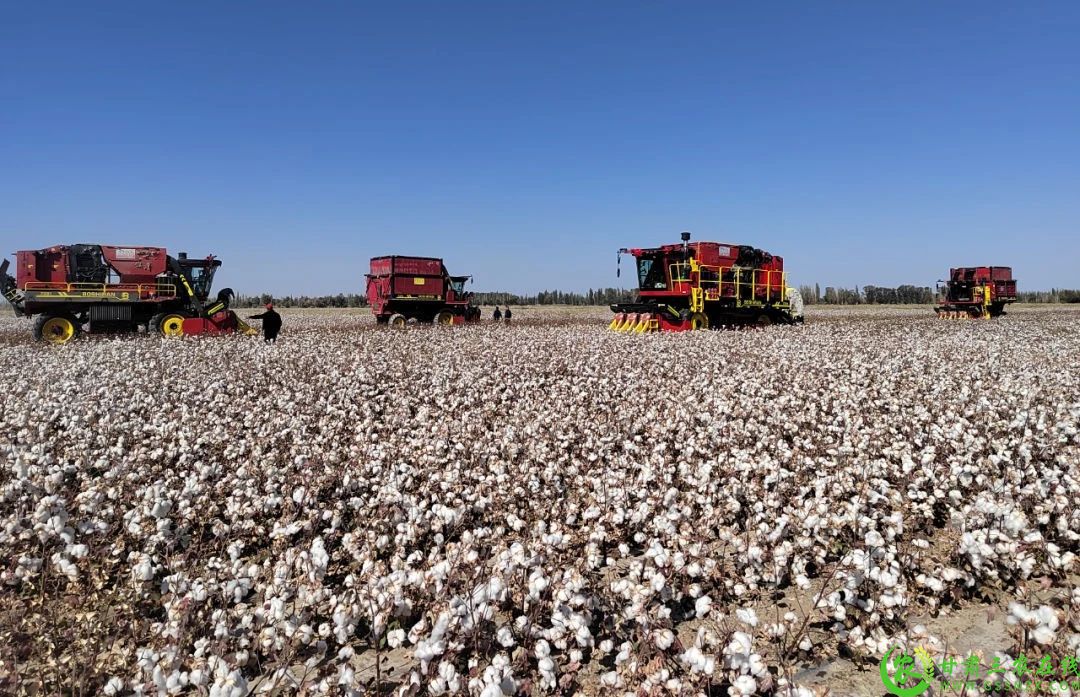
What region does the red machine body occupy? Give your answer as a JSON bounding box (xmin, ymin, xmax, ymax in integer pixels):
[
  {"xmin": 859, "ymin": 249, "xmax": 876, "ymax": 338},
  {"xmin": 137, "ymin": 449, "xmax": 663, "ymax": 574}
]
[
  {"xmin": 935, "ymin": 266, "xmax": 1017, "ymax": 319},
  {"xmin": 366, "ymin": 255, "xmax": 480, "ymax": 326},
  {"xmin": 1, "ymin": 243, "xmax": 253, "ymax": 342},
  {"xmin": 610, "ymin": 233, "xmax": 802, "ymax": 331},
  {"xmin": 14, "ymin": 245, "xmax": 171, "ymax": 296},
  {"xmin": 182, "ymin": 311, "xmax": 248, "ymax": 335}
]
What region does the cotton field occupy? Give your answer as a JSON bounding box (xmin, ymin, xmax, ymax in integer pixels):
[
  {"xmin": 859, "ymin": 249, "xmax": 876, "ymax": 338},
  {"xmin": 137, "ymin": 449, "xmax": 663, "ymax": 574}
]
[{"xmin": 1, "ymin": 305, "xmax": 1079, "ymax": 696}]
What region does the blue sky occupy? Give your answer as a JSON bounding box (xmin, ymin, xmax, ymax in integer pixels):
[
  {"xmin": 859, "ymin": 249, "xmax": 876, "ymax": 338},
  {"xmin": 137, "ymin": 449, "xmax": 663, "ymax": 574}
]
[{"xmin": 2, "ymin": 2, "xmax": 1078, "ymax": 294}]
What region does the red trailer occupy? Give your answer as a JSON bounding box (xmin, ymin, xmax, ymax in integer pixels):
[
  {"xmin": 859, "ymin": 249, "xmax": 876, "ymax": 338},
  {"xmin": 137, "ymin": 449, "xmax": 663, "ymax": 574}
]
[
  {"xmin": 935, "ymin": 266, "xmax": 1017, "ymax": 319},
  {"xmin": 366, "ymin": 255, "xmax": 480, "ymax": 327}
]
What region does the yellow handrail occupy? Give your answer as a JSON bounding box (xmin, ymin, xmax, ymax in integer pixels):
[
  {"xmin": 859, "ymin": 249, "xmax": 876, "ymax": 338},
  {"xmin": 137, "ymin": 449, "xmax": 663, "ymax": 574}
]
[
  {"xmin": 23, "ymin": 281, "xmax": 177, "ymax": 297},
  {"xmin": 667, "ymin": 263, "xmax": 787, "ymax": 303}
]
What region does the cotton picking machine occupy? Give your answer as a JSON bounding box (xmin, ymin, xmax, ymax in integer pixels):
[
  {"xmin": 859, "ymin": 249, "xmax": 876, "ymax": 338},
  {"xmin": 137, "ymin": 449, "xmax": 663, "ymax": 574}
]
[
  {"xmin": 0, "ymin": 243, "xmax": 257, "ymax": 344},
  {"xmin": 366, "ymin": 255, "xmax": 481, "ymax": 327},
  {"xmin": 610, "ymin": 232, "xmax": 804, "ymax": 332},
  {"xmin": 935, "ymin": 266, "xmax": 1017, "ymax": 319}
]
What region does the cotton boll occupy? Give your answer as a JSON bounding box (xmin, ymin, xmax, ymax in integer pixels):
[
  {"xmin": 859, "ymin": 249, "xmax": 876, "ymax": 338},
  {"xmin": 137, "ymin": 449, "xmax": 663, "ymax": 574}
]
[
  {"xmin": 680, "ymin": 646, "xmax": 715, "ymax": 675},
  {"xmin": 735, "ymin": 607, "xmax": 758, "ymax": 627},
  {"xmin": 731, "ymin": 675, "xmax": 757, "ymax": 696},
  {"xmin": 496, "ymin": 625, "xmax": 515, "ymax": 647}
]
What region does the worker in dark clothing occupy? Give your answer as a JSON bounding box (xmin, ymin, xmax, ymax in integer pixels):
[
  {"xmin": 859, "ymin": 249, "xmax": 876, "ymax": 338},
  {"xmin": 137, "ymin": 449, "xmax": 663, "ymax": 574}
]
[
  {"xmin": 492, "ymin": 306, "xmax": 502, "ymax": 321},
  {"xmin": 504, "ymin": 306, "xmax": 512, "ymax": 322},
  {"xmin": 248, "ymin": 303, "xmax": 282, "ymax": 343}
]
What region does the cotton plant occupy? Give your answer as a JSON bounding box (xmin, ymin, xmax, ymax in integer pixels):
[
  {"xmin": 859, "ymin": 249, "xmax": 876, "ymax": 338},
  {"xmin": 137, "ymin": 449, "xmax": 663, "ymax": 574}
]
[{"xmin": 0, "ymin": 308, "xmax": 1078, "ymax": 692}]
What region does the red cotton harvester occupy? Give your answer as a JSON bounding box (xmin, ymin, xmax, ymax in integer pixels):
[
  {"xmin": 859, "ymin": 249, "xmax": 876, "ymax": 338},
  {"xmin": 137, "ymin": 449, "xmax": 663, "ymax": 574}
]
[
  {"xmin": 935, "ymin": 266, "xmax": 1017, "ymax": 319},
  {"xmin": 0, "ymin": 243, "xmax": 256, "ymax": 344},
  {"xmin": 610, "ymin": 232, "xmax": 804, "ymax": 332},
  {"xmin": 366, "ymin": 255, "xmax": 481, "ymax": 327}
]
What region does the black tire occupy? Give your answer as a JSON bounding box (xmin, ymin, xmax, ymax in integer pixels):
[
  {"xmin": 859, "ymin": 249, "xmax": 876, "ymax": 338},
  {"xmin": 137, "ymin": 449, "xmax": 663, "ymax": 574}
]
[
  {"xmin": 150, "ymin": 311, "xmax": 189, "ymax": 337},
  {"xmin": 32, "ymin": 313, "xmax": 81, "ymax": 344}
]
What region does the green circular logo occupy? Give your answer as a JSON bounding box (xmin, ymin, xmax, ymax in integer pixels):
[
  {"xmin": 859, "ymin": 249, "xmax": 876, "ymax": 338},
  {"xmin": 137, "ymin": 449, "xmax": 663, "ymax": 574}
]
[{"xmin": 880, "ymin": 646, "xmax": 931, "ymax": 697}]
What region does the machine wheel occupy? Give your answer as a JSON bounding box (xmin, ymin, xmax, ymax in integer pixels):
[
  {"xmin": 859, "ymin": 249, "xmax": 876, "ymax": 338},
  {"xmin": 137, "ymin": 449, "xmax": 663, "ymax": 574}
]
[
  {"xmin": 755, "ymin": 314, "xmax": 774, "ymax": 327},
  {"xmin": 434, "ymin": 311, "xmax": 455, "ymax": 325},
  {"xmin": 152, "ymin": 312, "xmax": 188, "ymax": 337},
  {"xmin": 690, "ymin": 312, "xmax": 709, "ymax": 330},
  {"xmin": 33, "ymin": 314, "xmax": 80, "ymax": 345},
  {"xmin": 389, "ymin": 314, "xmax": 408, "ymax": 328}
]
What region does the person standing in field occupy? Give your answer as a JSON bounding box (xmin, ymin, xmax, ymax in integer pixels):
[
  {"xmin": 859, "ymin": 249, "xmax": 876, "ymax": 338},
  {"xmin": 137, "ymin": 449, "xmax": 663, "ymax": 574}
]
[
  {"xmin": 504, "ymin": 306, "xmax": 512, "ymax": 322},
  {"xmin": 248, "ymin": 303, "xmax": 282, "ymax": 343},
  {"xmin": 492, "ymin": 306, "xmax": 502, "ymax": 321}
]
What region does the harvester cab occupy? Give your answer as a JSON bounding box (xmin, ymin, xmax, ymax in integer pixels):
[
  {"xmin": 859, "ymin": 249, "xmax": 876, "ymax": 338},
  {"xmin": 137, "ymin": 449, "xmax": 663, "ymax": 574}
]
[
  {"xmin": 610, "ymin": 232, "xmax": 803, "ymax": 332},
  {"xmin": 176, "ymin": 252, "xmax": 220, "ymax": 300},
  {"xmin": 448, "ymin": 275, "xmax": 472, "ymax": 299}
]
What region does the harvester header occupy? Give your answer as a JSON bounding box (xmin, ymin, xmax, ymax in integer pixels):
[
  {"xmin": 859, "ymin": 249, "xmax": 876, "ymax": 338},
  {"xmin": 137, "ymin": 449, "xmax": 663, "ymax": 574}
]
[{"xmin": 611, "ymin": 232, "xmax": 803, "ymax": 331}]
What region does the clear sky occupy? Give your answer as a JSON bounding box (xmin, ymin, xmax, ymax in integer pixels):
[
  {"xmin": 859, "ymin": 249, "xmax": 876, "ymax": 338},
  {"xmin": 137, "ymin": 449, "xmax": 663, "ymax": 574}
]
[{"xmin": 2, "ymin": 1, "xmax": 1078, "ymax": 295}]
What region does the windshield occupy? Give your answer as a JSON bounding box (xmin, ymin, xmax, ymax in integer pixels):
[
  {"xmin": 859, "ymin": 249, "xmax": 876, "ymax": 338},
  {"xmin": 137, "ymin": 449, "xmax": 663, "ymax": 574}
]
[
  {"xmin": 637, "ymin": 257, "xmax": 667, "ymax": 290},
  {"xmin": 450, "ymin": 279, "xmax": 465, "ymax": 294},
  {"xmin": 188, "ymin": 266, "xmax": 217, "ymax": 299}
]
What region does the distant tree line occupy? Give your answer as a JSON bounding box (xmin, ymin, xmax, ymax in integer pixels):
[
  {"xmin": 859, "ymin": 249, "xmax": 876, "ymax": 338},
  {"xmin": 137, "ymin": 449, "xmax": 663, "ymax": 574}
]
[
  {"xmin": 796, "ymin": 285, "xmax": 1080, "ymax": 305},
  {"xmin": 1015, "ymin": 289, "xmax": 1080, "ymax": 303},
  {"xmin": 473, "ymin": 288, "xmax": 637, "ymax": 306},
  {"xmin": 231, "ymin": 288, "xmax": 637, "ymax": 308},
  {"xmin": 233, "ymin": 286, "xmax": 1080, "ymax": 309},
  {"xmin": 232, "ymin": 293, "xmax": 368, "ymax": 308},
  {"xmin": 795, "ymin": 283, "xmax": 934, "ymax": 305}
]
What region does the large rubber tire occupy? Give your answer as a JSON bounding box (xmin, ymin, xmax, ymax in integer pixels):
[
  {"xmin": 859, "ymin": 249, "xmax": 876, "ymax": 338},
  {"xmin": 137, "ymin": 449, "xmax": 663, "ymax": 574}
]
[
  {"xmin": 755, "ymin": 314, "xmax": 773, "ymax": 327},
  {"xmin": 389, "ymin": 314, "xmax": 407, "ymax": 328},
  {"xmin": 151, "ymin": 312, "xmax": 188, "ymax": 337},
  {"xmin": 434, "ymin": 310, "xmax": 454, "ymax": 325},
  {"xmin": 33, "ymin": 314, "xmax": 80, "ymax": 345},
  {"xmin": 690, "ymin": 312, "xmax": 709, "ymax": 330}
]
